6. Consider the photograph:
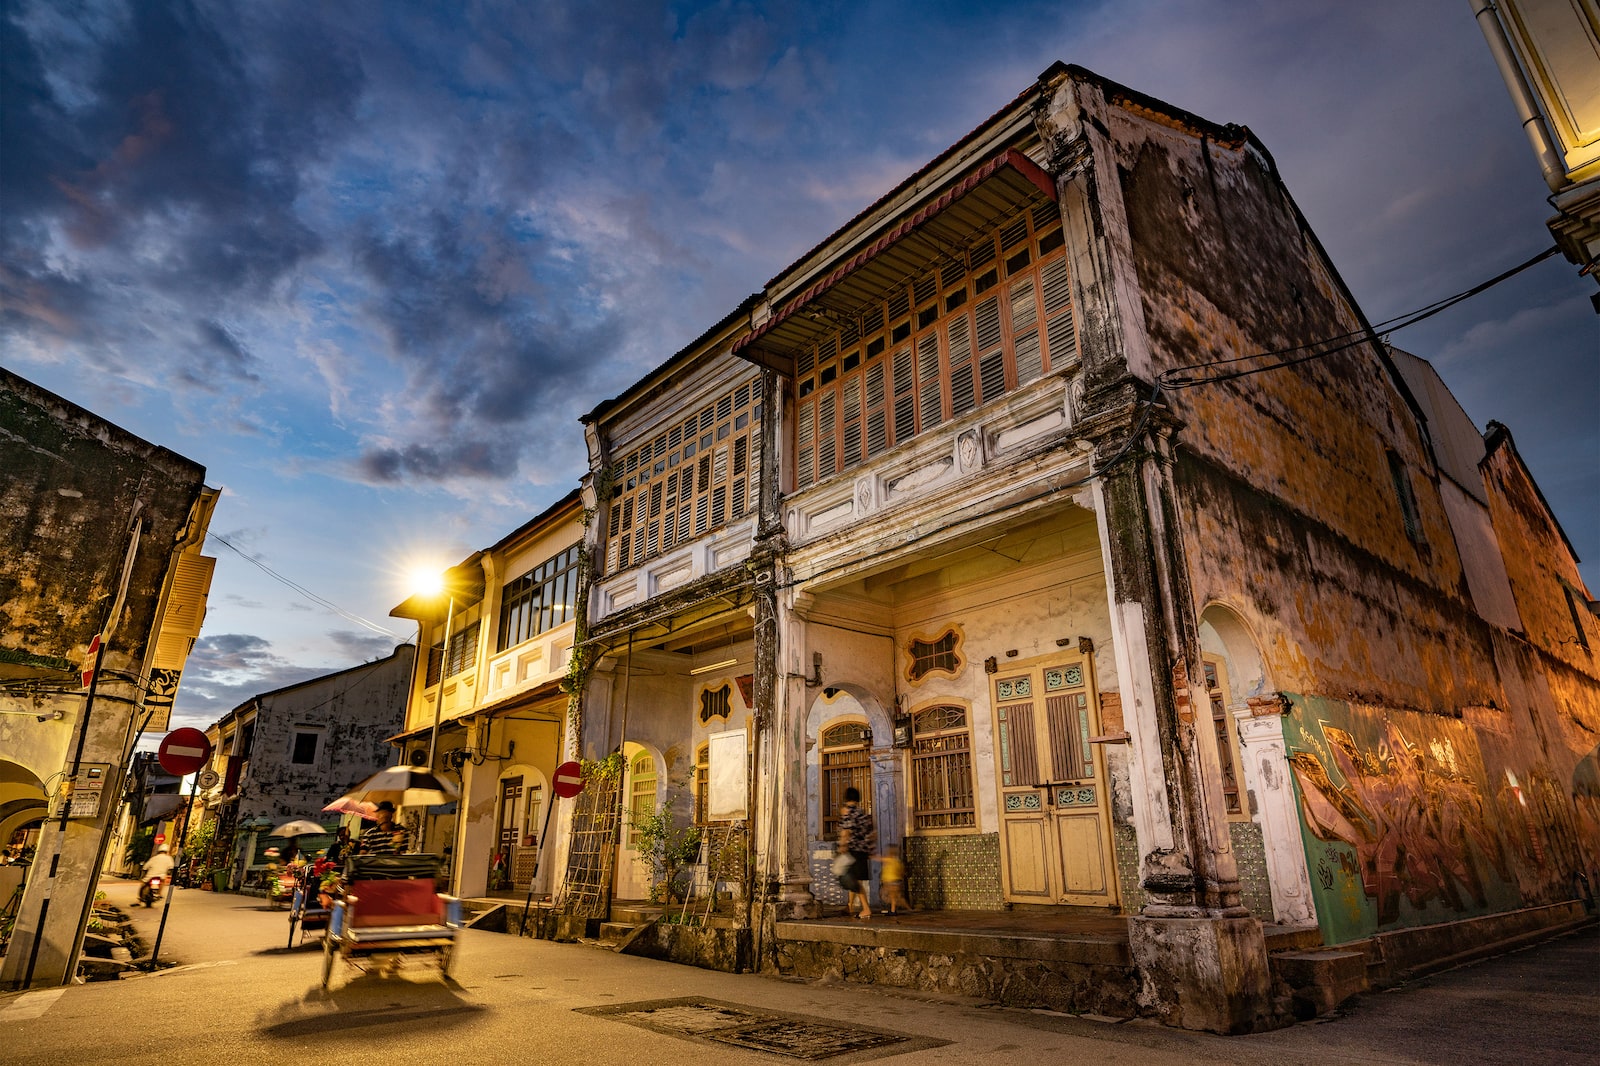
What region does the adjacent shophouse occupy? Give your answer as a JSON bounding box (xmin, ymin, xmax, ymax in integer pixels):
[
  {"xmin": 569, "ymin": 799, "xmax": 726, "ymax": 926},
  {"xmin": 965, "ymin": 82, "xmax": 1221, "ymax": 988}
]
[
  {"xmin": 388, "ymin": 490, "xmax": 584, "ymax": 900},
  {"xmin": 190, "ymin": 644, "xmax": 415, "ymax": 890},
  {"xmin": 0, "ymin": 366, "xmax": 217, "ymax": 989}
]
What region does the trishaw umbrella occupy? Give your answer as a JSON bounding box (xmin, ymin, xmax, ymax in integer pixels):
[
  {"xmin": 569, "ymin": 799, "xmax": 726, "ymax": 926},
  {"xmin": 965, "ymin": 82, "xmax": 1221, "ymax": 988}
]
[{"xmin": 333, "ymin": 765, "xmax": 459, "ymax": 809}]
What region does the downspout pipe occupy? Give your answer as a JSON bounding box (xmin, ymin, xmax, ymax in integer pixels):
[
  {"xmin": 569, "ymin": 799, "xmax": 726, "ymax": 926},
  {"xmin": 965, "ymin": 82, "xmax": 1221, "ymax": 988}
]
[{"xmin": 1471, "ymin": 0, "xmax": 1569, "ymax": 193}]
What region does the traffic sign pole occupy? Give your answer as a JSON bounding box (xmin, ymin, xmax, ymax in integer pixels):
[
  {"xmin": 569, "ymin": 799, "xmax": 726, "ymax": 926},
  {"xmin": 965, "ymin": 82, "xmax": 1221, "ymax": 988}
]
[
  {"xmin": 148, "ymin": 770, "xmax": 198, "ymax": 970},
  {"xmin": 521, "ymin": 760, "xmax": 585, "ymax": 934},
  {"xmin": 148, "ymin": 728, "xmax": 212, "ymax": 970}
]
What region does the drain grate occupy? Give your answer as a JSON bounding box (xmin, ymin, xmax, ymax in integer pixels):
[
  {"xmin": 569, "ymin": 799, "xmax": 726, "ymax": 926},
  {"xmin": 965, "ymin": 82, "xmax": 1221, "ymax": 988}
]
[
  {"xmin": 710, "ymin": 1019, "xmax": 904, "ymax": 1060},
  {"xmin": 578, "ymin": 997, "xmax": 944, "ymax": 1062}
]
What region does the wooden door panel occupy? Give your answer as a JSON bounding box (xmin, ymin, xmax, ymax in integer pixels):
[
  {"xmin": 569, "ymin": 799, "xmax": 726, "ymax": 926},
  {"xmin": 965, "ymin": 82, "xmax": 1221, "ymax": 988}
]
[
  {"xmin": 1003, "ymin": 816, "xmax": 1051, "ymax": 898},
  {"xmin": 1056, "ymin": 810, "xmax": 1107, "ymax": 896}
]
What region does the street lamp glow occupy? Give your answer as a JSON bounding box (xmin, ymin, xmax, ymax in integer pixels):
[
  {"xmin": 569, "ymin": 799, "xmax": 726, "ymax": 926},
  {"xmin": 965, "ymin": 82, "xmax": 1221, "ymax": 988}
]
[{"xmin": 409, "ymin": 567, "xmax": 445, "ymax": 597}]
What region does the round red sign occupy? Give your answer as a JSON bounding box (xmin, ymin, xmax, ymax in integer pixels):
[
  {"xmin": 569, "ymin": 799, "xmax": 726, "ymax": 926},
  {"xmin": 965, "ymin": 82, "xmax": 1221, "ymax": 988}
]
[
  {"xmin": 157, "ymin": 727, "xmax": 212, "ymax": 776},
  {"xmin": 552, "ymin": 760, "xmax": 585, "ymax": 799}
]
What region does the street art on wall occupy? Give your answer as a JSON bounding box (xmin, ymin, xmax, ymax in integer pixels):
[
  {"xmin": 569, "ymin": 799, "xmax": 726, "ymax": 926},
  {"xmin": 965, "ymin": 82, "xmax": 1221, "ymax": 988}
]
[{"xmin": 1282, "ymin": 697, "xmax": 1523, "ymax": 943}]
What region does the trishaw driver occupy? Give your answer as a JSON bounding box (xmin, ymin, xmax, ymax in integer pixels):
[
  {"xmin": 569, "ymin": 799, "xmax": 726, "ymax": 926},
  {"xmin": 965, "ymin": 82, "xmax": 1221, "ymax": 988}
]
[{"xmin": 358, "ymin": 801, "xmax": 408, "ymax": 854}]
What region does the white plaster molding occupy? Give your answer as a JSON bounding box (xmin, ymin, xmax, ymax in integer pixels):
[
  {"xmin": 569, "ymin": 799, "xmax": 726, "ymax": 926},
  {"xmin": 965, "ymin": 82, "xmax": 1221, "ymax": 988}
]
[
  {"xmin": 1235, "ymin": 706, "xmax": 1316, "ymax": 926},
  {"xmin": 989, "ymin": 407, "xmax": 1066, "ymax": 456},
  {"xmin": 1090, "ymin": 479, "xmax": 1175, "ymax": 855},
  {"xmin": 885, "ymin": 455, "xmax": 955, "ymax": 502}
]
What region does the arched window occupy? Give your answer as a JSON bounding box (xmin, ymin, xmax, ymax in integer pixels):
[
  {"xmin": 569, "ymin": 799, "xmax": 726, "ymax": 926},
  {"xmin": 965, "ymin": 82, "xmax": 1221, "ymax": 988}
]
[
  {"xmin": 909, "ymin": 704, "xmax": 975, "ymax": 830},
  {"xmin": 820, "ymin": 720, "xmax": 871, "ymax": 840},
  {"xmin": 694, "ymin": 743, "xmax": 710, "ymax": 825},
  {"xmin": 627, "ymin": 750, "xmax": 657, "ymax": 846}
]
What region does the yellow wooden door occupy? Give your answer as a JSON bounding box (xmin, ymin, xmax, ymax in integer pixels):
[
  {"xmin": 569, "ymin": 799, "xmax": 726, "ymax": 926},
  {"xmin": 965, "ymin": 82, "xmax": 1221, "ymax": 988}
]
[{"xmin": 992, "ymin": 654, "xmax": 1118, "ymax": 906}]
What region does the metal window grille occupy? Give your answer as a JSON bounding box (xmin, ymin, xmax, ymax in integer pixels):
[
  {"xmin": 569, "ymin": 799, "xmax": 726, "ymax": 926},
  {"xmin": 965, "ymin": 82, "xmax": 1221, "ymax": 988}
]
[
  {"xmin": 820, "ymin": 722, "xmax": 871, "ymax": 840},
  {"xmin": 909, "ymin": 705, "xmax": 975, "ymax": 830}
]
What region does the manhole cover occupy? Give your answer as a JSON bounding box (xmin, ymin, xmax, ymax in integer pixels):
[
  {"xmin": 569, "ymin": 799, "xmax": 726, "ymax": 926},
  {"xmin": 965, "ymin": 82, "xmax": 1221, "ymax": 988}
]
[
  {"xmin": 578, "ymin": 997, "xmax": 945, "ymax": 1062},
  {"xmin": 710, "ymin": 1019, "xmax": 904, "ymax": 1060}
]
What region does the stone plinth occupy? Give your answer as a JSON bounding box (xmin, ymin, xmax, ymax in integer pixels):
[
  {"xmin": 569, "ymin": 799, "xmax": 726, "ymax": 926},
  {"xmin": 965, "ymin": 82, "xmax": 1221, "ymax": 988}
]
[{"xmin": 1128, "ymin": 915, "xmax": 1277, "ymax": 1033}]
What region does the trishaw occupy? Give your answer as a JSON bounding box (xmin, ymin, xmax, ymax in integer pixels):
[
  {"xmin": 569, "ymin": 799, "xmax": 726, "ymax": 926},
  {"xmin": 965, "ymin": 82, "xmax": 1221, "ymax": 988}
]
[
  {"xmin": 286, "ymin": 864, "xmax": 333, "ymax": 947},
  {"xmin": 321, "ymin": 854, "xmax": 461, "ymax": 988}
]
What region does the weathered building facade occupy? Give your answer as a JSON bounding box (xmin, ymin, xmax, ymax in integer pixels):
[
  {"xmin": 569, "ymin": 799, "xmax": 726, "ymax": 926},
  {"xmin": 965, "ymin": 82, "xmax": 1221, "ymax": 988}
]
[
  {"xmin": 555, "ymin": 64, "xmax": 1598, "ymax": 1031},
  {"xmin": 195, "ymin": 643, "xmax": 415, "ymax": 889},
  {"xmin": 389, "ymin": 491, "xmax": 583, "ymax": 899},
  {"xmin": 0, "ymin": 366, "xmax": 217, "ymax": 989}
]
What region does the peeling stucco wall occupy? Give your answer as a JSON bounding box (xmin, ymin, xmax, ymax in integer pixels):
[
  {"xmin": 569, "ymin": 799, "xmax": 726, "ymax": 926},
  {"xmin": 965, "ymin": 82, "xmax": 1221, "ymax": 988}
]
[
  {"xmin": 231, "ymin": 644, "xmax": 416, "ymax": 824},
  {"xmin": 1102, "ymin": 93, "xmax": 1600, "ymax": 941}
]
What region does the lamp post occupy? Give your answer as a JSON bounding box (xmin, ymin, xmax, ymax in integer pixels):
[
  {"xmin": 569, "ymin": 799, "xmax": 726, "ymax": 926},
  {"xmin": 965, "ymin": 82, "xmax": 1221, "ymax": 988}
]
[{"xmin": 426, "ymin": 590, "xmax": 455, "ymax": 770}]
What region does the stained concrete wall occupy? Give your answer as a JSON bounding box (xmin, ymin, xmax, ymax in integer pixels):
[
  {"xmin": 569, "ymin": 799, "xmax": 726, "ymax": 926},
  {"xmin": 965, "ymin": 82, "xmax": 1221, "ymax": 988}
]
[
  {"xmin": 1093, "ymin": 82, "xmax": 1600, "ymax": 943},
  {"xmin": 0, "ymin": 367, "xmax": 209, "ymax": 989},
  {"xmin": 229, "ymin": 645, "xmax": 415, "ymax": 826}
]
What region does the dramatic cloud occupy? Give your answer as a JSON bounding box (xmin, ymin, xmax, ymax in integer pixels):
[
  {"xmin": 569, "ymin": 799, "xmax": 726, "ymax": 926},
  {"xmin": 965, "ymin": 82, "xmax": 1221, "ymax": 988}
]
[{"xmin": 6, "ymin": 1, "xmax": 1593, "ymax": 740}]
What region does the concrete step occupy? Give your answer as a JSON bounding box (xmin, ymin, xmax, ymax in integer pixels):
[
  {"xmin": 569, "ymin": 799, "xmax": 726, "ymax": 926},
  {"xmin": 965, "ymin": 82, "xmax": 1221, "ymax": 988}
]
[
  {"xmin": 1270, "ymin": 949, "xmax": 1369, "ymax": 1019},
  {"xmin": 1263, "ymin": 924, "xmax": 1323, "ymax": 953},
  {"xmin": 609, "ymin": 903, "xmax": 666, "ymax": 924},
  {"xmin": 598, "ymin": 921, "xmax": 639, "ymax": 942}
]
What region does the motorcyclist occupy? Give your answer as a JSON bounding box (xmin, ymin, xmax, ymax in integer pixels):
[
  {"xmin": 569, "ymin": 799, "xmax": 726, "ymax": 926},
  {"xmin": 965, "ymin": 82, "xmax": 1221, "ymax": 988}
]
[{"xmin": 140, "ymin": 844, "xmax": 175, "ymax": 905}]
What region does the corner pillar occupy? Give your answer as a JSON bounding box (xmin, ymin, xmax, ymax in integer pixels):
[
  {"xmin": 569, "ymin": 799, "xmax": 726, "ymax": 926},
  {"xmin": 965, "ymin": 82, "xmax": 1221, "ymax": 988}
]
[{"xmin": 1092, "ymin": 420, "xmax": 1274, "ymax": 1031}]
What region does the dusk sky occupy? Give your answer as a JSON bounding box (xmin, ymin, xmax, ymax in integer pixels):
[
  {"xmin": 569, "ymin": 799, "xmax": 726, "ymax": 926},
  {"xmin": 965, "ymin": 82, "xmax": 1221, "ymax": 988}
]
[{"xmin": 3, "ymin": 1, "xmax": 1594, "ymax": 737}]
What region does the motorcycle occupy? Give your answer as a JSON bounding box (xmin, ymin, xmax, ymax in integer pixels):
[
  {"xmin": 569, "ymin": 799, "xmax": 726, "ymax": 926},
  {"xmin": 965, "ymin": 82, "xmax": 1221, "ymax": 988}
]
[{"xmin": 138, "ymin": 875, "xmax": 164, "ymax": 908}]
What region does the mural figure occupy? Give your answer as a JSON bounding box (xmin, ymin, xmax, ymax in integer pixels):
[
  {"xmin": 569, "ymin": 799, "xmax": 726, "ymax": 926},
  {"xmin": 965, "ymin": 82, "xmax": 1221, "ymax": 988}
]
[{"xmin": 1289, "ymin": 719, "xmax": 1511, "ymax": 925}]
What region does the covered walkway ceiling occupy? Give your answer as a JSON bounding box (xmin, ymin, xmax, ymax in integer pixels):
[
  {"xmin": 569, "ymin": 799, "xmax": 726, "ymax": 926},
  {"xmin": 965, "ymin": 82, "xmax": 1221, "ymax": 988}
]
[
  {"xmin": 734, "ymin": 148, "xmax": 1056, "ymax": 377},
  {"xmin": 806, "ymin": 500, "xmax": 1101, "ymax": 609}
]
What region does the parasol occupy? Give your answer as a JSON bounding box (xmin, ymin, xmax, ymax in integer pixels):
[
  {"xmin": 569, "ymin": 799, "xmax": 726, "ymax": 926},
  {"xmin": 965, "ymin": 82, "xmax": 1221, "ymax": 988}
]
[
  {"xmin": 269, "ymin": 819, "xmax": 329, "ymax": 838},
  {"xmin": 332, "ymin": 764, "xmax": 459, "ymax": 809},
  {"xmin": 321, "ymin": 797, "xmax": 379, "ymax": 820}
]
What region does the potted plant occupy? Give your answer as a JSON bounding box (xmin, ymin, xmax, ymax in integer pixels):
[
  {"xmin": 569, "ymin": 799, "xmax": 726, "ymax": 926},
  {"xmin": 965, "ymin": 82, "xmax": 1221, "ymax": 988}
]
[{"xmin": 629, "ymin": 795, "xmax": 702, "ymax": 904}]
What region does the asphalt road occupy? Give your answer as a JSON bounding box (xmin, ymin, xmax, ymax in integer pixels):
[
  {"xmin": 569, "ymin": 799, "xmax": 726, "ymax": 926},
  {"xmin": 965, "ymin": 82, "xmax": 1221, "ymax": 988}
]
[{"xmin": 1, "ymin": 878, "xmax": 1594, "ymax": 1066}]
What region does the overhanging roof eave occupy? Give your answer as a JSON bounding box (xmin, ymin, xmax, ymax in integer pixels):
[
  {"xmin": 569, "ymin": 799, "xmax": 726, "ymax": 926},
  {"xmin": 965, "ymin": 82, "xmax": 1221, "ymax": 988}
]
[{"xmin": 733, "ymin": 148, "xmax": 1056, "ymax": 375}]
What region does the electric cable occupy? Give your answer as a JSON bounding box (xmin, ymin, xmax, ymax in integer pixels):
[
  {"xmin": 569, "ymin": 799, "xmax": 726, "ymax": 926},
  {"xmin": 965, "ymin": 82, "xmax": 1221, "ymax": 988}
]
[
  {"xmin": 1159, "ymin": 245, "xmax": 1560, "ymax": 389},
  {"xmin": 205, "ymin": 531, "xmax": 396, "ymax": 637}
]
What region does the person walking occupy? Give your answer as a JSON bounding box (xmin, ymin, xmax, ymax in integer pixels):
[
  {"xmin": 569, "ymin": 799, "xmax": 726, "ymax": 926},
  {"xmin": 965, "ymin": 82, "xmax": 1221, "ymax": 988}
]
[
  {"xmin": 837, "ymin": 786, "xmax": 873, "ymax": 919},
  {"xmin": 358, "ymin": 801, "xmax": 408, "ymax": 854}
]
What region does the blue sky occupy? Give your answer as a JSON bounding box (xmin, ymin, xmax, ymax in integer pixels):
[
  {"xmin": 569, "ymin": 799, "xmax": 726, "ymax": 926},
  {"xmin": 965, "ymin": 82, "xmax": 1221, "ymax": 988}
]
[{"xmin": 3, "ymin": 0, "xmax": 1594, "ymax": 734}]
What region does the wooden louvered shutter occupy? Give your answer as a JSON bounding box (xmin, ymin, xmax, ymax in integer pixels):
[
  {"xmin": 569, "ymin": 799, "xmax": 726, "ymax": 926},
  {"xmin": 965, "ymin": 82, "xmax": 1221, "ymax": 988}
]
[
  {"xmin": 1009, "ymin": 274, "xmax": 1042, "ymax": 386},
  {"xmin": 796, "ymin": 399, "xmax": 815, "ymax": 490},
  {"xmin": 975, "ymin": 295, "xmax": 1006, "ymax": 404},
  {"xmin": 917, "ymin": 333, "xmax": 942, "ymax": 432},
  {"xmin": 1039, "ymin": 256, "xmax": 1075, "ymax": 369},
  {"xmin": 841, "ymin": 375, "xmax": 862, "ymax": 469},
  {"xmin": 816, "ymin": 389, "xmax": 837, "ymax": 479},
  {"xmin": 864, "ymin": 360, "xmax": 887, "ymax": 458},
  {"xmin": 892, "ymin": 347, "xmax": 915, "ymax": 446}
]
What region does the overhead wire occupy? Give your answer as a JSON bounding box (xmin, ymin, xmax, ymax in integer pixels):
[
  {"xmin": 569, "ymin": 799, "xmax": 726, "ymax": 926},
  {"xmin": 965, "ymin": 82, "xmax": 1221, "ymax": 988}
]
[
  {"xmin": 205, "ymin": 530, "xmax": 397, "ymax": 637},
  {"xmin": 1159, "ymin": 245, "xmax": 1560, "ymax": 389}
]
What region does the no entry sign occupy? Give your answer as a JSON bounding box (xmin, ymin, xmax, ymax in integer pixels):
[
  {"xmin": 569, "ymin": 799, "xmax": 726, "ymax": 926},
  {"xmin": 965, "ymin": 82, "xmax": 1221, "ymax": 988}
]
[
  {"xmin": 157, "ymin": 727, "xmax": 212, "ymax": 776},
  {"xmin": 552, "ymin": 760, "xmax": 585, "ymax": 799}
]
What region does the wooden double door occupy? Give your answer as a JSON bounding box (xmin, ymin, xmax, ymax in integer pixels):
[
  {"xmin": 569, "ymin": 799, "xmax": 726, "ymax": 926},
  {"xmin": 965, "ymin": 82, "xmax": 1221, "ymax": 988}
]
[{"xmin": 991, "ymin": 652, "xmax": 1118, "ymax": 906}]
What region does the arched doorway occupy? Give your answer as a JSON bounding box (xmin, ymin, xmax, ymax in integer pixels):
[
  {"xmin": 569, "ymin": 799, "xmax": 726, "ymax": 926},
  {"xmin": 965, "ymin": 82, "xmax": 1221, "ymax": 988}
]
[
  {"xmin": 0, "ymin": 761, "xmax": 47, "ymax": 932},
  {"xmin": 493, "ymin": 763, "xmax": 550, "ymax": 894},
  {"xmin": 1198, "ymin": 603, "xmax": 1314, "ymax": 926},
  {"xmin": 803, "ymin": 685, "xmax": 898, "ymax": 908},
  {"xmin": 615, "ymin": 741, "xmax": 662, "ymax": 900}
]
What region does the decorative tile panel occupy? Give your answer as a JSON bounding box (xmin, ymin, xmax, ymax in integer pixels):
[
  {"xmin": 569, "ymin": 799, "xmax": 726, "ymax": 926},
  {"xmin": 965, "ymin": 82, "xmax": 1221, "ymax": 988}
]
[
  {"xmin": 1230, "ymin": 820, "xmax": 1275, "ymax": 921},
  {"xmin": 1004, "ymin": 793, "xmax": 1042, "ymax": 811},
  {"xmin": 903, "ymin": 833, "xmax": 1004, "ymax": 911},
  {"xmin": 996, "ymin": 677, "xmax": 1032, "ymax": 700}
]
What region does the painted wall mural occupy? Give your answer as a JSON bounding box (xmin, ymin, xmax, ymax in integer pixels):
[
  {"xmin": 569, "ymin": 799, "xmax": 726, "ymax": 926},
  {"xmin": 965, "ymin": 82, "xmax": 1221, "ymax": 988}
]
[{"xmin": 1282, "ymin": 696, "xmax": 1524, "ymax": 944}]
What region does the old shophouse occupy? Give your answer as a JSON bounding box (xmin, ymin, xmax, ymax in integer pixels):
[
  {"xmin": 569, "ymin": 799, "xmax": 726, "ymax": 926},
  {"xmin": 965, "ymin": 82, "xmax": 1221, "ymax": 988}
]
[
  {"xmin": 389, "ymin": 490, "xmax": 584, "ymax": 899},
  {"xmin": 0, "ymin": 366, "xmax": 217, "ymax": 989},
  {"xmin": 550, "ymin": 63, "xmax": 1600, "ymax": 1032},
  {"xmin": 192, "ymin": 644, "xmax": 414, "ymax": 889}
]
